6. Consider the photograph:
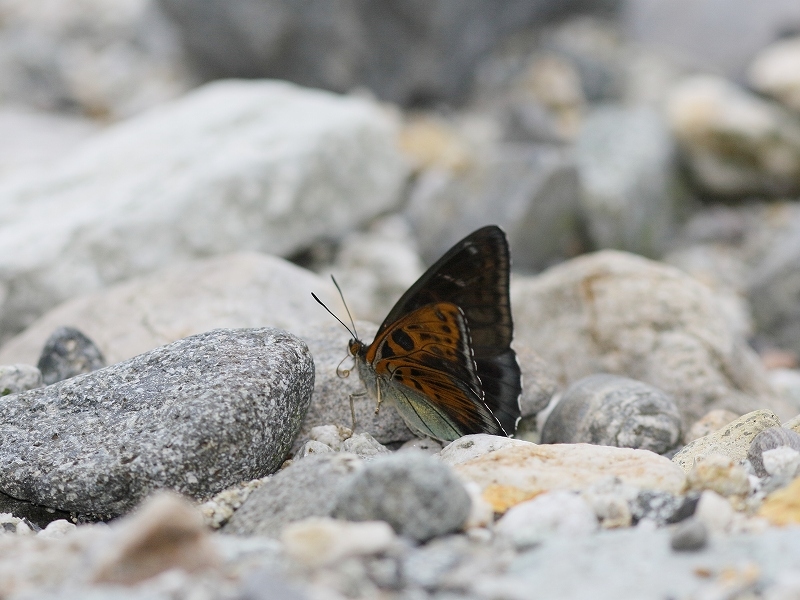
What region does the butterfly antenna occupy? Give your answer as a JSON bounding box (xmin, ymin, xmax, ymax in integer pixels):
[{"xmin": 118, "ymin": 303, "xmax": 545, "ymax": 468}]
[
  {"xmin": 311, "ymin": 292, "xmax": 357, "ymax": 339},
  {"xmin": 329, "ymin": 275, "xmax": 359, "ymax": 341}
]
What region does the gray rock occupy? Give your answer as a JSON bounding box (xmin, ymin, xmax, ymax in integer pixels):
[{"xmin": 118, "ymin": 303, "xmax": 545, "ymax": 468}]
[
  {"xmin": 576, "ymin": 105, "xmax": 679, "ymax": 258},
  {"xmin": 406, "ymin": 143, "xmax": 583, "ymax": 272},
  {"xmin": 157, "ymin": 0, "xmax": 609, "ymax": 107},
  {"xmin": 294, "ymin": 321, "xmax": 415, "ymax": 450},
  {"xmin": 341, "ymin": 433, "xmax": 391, "ymax": 460},
  {"xmin": 511, "ymin": 250, "xmax": 795, "ymax": 429},
  {"xmin": 747, "ymin": 427, "xmax": 800, "ymax": 477},
  {"xmin": 0, "ymin": 491, "xmax": 72, "ymax": 529},
  {"xmin": 0, "ymin": 80, "xmax": 408, "ymax": 344},
  {"xmin": 37, "ymin": 327, "xmax": 105, "ymax": 385},
  {"xmin": 541, "ymin": 374, "xmax": 682, "ymax": 454},
  {"xmin": 670, "ymin": 519, "xmax": 708, "ymax": 552},
  {"xmin": 402, "ymin": 536, "xmax": 469, "ymax": 590},
  {"xmin": 332, "ymin": 452, "xmax": 471, "ymax": 542},
  {"xmin": 631, "ymin": 490, "xmax": 699, "ymax": 526},
  {"xmin": 0, "ymin": 364, "xmax": 42, "ymax": 396},
  {"xmin": 0, "ymin": 328, "xmax": 313, "ymax": 518},
  {"xmin": 516, "ymin": 342, "xmax": 560, "ymax": 418},
  {"xmin": 224, "ymin": 453, "xmax": 363, "ymax": 538},
  {"xmin": 622, "ymin": 0, "xmax": 800, "ymax": 78}
]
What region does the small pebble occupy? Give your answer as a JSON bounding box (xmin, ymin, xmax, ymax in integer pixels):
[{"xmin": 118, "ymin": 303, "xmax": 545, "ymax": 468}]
[
  {"xmin": 37, "ymin": 326, "xmax": 105, "ymax": 385},
  {"xmin": 687, "ymin": 453, "xmax": 750, "ymax": 497},
  {"xmin": 342, "ymin": 432, "xmax": 391, "ymax": 459},
  {"xmin": 762, "ymin": 447, "xmax": 800, "ymax": 481},
  {"xmin": 694, "ymin": 490, "xmax": 735, "ymax": 533},
  {"xmin": 309, "ymin": 425, "xmax": 352, "ymax": 451},
  {"xmin": 300, "ymin": 440, "xmax": 334, "ymax": 458},
  {"xmin": 670, "ymin": 519, "xmax": 708, "ymax": 552},
  {"xmin": 495, "ymin": 491, "xmax": 598, "ymax": 548},
  {"xmin": 0, "ymin": 364, "xmax": 42, "ymax": 396},
  {"xmin": 333, "ymin": 452, "xmax": 471, "ymax": 542},
  {"xmin": 281, "ymin": 517, "xmax": 395, "ymax": 568},
  {"xmin": 685, "ymin": 409, "xmax": 739, "ymax": 444}
]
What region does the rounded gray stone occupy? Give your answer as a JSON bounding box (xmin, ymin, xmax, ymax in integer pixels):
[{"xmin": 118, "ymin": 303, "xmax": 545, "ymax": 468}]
[
  {"xmin": 332, "ymin": 452, "xmax": 471, "ymax": 542},
  {"xmin": 747, "ymin": 426, "xmax": 800, "ymax": 477},
  {"xmin": 670, "ymin": 519, "xmax": 708, "ymax": 552},
  {"xmin": 224, "ymin": 452, "xmax": 364, "ymax": 538},
  {"xmin": 541, "ymin": 374, "xmax": 682, "ymax": 453},
  {"xmin": 0, "ymin": 328, "xmax": 313, "ymax": 519},
  {"xmin": 37, "ymin": 326, "xmax": 105, "ymax": 385},
  {"xmin": 0, "ymin": 364, "xmax": 42, "ymax": 396}
]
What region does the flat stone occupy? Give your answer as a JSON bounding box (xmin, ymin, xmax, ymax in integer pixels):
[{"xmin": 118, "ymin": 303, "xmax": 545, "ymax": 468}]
[
  {"xmin": 332, "ymin": 452, "xmax": 471, "ymax": 542},
  {"xmin": 672, "ymin": 409, "xmax": 781, "ymax": 472},
  {"xmin": 224, "ymin": 453, "xmax": 363, "ymax": 538},
  {"xmin": 0, "ymin": 252, "xmax": 340, "ymax": 367},
  {"xmin": 512, "ymin": 251, "xmax": 793, "ymax": 428},
  {"xmin": 454, "ymin": 442, "xmax": 687, "ymax": 513},
  {"xmin": 0, "ymin": 328, "xmax": 313, "ymax": 518}
]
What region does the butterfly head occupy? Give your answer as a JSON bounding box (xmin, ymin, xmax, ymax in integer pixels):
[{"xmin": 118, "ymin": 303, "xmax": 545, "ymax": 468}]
[{"xmin": 348, "ymin": 338, "xmax": 365, "ymax": 358}]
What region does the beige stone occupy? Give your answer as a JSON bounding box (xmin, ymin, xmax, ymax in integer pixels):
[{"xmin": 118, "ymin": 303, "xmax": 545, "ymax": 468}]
[
  {"xmin": 511, "ymin": 251, "xmax": 793, "ymax": 429},
  {"xmin": 673, "ymin": 409, "xmax": 781, "ymax": 472},
  {"xmin": 748, "ymin": 36, "xmax": 800, "ymax": 113},
  {"xmin": 0, "ymin": 252, "xmax": 341, "ymax": 366},
  {"xmin": 685, "ymin": 409, "xmax": 741, "ymax": 444},
  {"xmin": 454, "ymin": 443, "xmax": 686, "ymax": 513},
  {"xmin": 281, "ymin": 517, "xmax": 395, "ymax": 568},
  {"xmin": 759, "ymin": 476, "xmax": 800, "ymax": 526},
  {"xmin": 91, "ymin": 492, "xmax": 218, "ymax": 585},
  {"xmin": 686, "ymin": 453, "xmax": 750, "ymax": 497}
]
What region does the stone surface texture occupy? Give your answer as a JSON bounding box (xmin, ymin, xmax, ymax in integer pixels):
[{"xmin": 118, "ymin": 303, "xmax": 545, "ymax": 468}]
[
  {"xmin": 541, "ymin": 374, "xmax": 681, "ymax": 454},
  {"xmin": 224, "ymin": 453, "xmax": 363, "ymax": 538},
  {"xmin": 685, "ymin": 408, "xmax": 740, "ymax": 444},
  {"xmin": 511, "ymin": 250, "xmax": 793, "ymax": 428},
  {"xmin": 333, "ymin": 452, "xmax": 471, "ymax": 542},
  {"xmin": 454, "ymin": 442, "xmax": 687, "ymax": 513},
  {"xmin": 0, "ymin": 328, "xmax": 314, "ymax": 518},
  {"xmin": 0, "ymin": 79, "xmax": 408, "ymax": 343},
  {"xmin": 0, "ymin": 252, "xmax": 341, "ymax": 367},
  {"xmin": 672, "ymin": 409, "xmax": 781, "ymax": 473}
]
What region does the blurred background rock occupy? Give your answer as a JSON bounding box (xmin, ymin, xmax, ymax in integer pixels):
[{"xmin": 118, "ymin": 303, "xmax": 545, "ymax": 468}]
[{"xmin": 3, "ymin": 0, "xmax": 800, "ymax": 393}]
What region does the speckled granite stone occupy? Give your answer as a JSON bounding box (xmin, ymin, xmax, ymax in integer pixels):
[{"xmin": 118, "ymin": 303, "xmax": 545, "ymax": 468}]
[{"xmin": 0, "ymin": 328, "xmax": 314, "ymax": 519}]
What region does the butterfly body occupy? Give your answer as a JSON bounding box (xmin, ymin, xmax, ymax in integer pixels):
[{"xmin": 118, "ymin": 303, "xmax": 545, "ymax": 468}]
[{"xmin": 346, "ymin": 225, "xmax": 522, "ymax": 443}]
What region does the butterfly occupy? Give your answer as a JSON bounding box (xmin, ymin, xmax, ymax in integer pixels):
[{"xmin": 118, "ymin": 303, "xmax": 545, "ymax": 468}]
[{"xmin": 313, "ymin": 225, "xmax": 522, "ymax": 442}]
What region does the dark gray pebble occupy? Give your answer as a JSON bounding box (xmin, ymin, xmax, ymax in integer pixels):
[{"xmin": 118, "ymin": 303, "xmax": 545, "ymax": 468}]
[
  {"xmin": 541, "ymin": 374, "xmax": 682, "ymax": 453},
  {"xmin": 224, "ymin": 453, "xmax": 363, "ymax": 538},
  {"xmin": 0, "ymin": 328, "xmax": 314, "ymax": 519},
  {"xmin": 333, "ymin": 452, "xmax": 471, "ymax": 542},
  {"xmin": 631, "ymin": 490, "xmax": 699, "ymax": 525},
  {"xmin": 670, "ymin": 519, "xmax": 708, "ymax": 552},
  {"xmin": 37, "ymin": 326, "xmax": 105, "ymax": 385},
  {"xmin": 747, "ymin": 426, "xmax": 800, "ymax": 477}
]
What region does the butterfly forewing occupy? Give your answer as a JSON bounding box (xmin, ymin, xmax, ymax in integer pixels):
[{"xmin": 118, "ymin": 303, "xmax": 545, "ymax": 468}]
[
  {"xmin": 365, "ymin": 302, "xmax": 504, "ymax": 437},
  {"xmin": 376, "ymin": 226, "xmax": 521, "ymax": 435}
]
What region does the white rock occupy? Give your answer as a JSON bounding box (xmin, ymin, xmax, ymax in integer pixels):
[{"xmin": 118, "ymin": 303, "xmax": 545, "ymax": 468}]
[
  {"xmin": 749, "ymin": 36, "xmax": 800, "ymax": 113},
  {"xmin": 0, "ymin": 252, "xmax": 342, "ymax": 366},
  {"xmin": 308, "ymin": 425, "xmax": 352, "ymax": 451},
  {"xmin": 341, "ymin": 433, "xmax": 390, "ymax": 460},
  {"xmin": 0, "ymin": 364, "xmax": 42, "ymax": 395},
  {"xmin": 281, "ymin": 517, "xmax": 396, "ymax": 568},
  {"xmin": 762, "ymin": 447, "xmax": 800, "ymax": 480},
  {"xmin": 463, "ymin": 481, "xmax": 494, "ymax": 530},
  {"xmin": 37, "ymin": 520, "xmax": 77, "ymax": 539},
  {"xmin": 694, "ymin": 490, "xmax": 735, "ymax": 533},
  {"xmin": 0, "ymin": 79, "xmax": 408, "ymax": 342},
  {"xmin": 581, "ymin": 478, "xmax": 639, "ymax": 529},
  {"xmin": 300, "ymin": 441, "xmax": 335, "ymax": 458},
  {"xmin": 494, "ymin": 491, "xmax": 598, "ymax": 547},
  {"xmin": 438, "ymin": 434, "xmax": 530, "ymax": 467}
]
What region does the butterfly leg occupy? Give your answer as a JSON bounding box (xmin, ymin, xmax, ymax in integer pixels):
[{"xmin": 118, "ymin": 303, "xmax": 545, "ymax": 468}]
[{"xmin": 348, "ymin": 391, "xmax": 366, "ymax": 431}]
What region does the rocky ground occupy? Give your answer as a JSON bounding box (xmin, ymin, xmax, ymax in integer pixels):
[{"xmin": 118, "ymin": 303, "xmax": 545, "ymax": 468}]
[{"xmin": 2, "ymin": 1, "xmax": 800, "ymax": 599}]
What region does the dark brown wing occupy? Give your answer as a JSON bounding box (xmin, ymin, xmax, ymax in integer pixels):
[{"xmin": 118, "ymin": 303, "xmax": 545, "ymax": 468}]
[
  {"xmin": 377, "ymin": 225, "xmax": 521, "ymax": 434},
  {"xmin": 367, "ymin": 302, "xmax": 504, "ymax": 437}
]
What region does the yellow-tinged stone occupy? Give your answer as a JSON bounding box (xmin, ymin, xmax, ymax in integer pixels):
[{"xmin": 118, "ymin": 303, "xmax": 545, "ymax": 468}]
[
  {"xmin": 397, "ymin": 117, "xmax": 473, "ymax": 173},
  {"xmin": 482, "ymin": 484, "xmax": 541, "ymax": 514},
  {"xmin": 673, "ymin": 410, "xmax": 781, "ymax": 473},
  {"xmin": 455, "ymin": 443, "xmax": 686, "ymax": 513},
  {"xmin": 758, "ymin": 476, "xmax": 800, "ymax": 526}
]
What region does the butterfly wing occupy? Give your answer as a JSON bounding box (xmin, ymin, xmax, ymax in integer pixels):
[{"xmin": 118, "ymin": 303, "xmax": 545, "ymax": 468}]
[
  {"xmin": 377, "ymin": 225, "xmax": 521, "ymax": 434},
  {"xmin": 365, "ymin": 302, "xmax": 504, "ymax": 439}
]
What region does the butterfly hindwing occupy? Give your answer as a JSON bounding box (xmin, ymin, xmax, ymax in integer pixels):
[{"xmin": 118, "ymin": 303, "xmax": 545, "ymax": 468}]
[
  {"xmin": 365, "ymin": 302, "xmax": 504, "ymax": 437},
  {"xmin": 376, "ymin": 226, "xmax": 521, "ymax": 435}
]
